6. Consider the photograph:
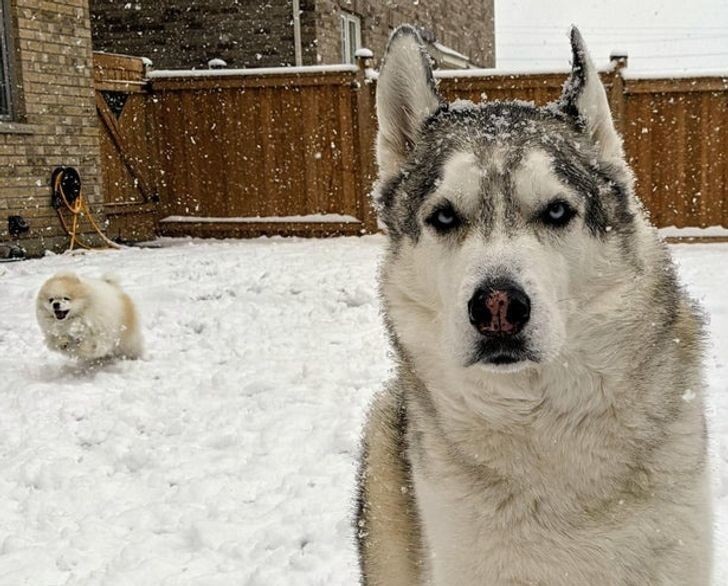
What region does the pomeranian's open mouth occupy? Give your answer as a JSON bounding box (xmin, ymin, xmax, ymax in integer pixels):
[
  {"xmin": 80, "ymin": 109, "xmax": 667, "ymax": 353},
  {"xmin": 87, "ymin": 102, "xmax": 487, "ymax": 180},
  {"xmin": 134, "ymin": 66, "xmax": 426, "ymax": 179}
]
[{"xmin": 54, "ymin": 309, "xmax": 69, "ymax": 320}]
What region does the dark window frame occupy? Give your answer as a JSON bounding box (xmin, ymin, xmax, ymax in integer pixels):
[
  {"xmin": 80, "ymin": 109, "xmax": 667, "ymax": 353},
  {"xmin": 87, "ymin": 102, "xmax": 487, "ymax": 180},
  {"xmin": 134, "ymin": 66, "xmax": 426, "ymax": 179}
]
[{"xmin": 0, "ymin": 0, "xmax": 16, "ymax": 120}]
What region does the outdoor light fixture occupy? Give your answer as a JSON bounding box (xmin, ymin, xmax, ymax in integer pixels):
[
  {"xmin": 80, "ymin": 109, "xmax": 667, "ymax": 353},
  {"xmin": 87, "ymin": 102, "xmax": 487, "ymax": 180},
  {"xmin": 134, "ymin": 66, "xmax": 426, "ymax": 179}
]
[{"xmin": 8, "ymin": 215, "xmax": 29, "ymax": 238}]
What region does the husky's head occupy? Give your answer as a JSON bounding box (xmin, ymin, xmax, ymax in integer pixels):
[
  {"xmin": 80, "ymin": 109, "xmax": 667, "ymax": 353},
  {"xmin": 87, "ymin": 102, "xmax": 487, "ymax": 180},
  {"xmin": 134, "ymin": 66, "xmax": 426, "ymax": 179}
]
[{"xmin": 377, "ymin": 26, "xmax": 652, "ymax": 378}]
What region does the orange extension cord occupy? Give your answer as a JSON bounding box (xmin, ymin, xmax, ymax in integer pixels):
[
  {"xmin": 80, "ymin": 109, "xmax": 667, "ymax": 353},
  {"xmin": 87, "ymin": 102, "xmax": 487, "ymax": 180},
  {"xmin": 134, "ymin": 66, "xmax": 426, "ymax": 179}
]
[{"xmin": 54, "ymin": 170, "xmax": 121, "ymax": 251}]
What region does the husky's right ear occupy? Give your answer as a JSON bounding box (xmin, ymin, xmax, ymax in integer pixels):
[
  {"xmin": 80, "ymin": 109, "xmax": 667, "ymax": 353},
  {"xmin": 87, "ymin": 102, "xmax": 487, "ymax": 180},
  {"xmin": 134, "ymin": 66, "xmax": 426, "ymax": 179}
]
[
  {"xmin": 376, "ymin": 26, "xmax": 441, "ymax": 181},
  {"xmin": 559, "ymin": 27, "xmax": 624, "ymax": 165}
]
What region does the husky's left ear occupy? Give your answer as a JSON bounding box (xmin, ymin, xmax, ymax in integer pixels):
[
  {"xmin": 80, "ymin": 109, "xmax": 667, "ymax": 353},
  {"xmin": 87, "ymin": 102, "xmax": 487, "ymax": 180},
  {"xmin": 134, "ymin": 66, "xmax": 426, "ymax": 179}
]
[
  {"xmin": 376, "ymin": 26, "xmax": 441, "ymax": 181},
  {"xmin": 560, "ymin": 27, "xmax": 624, "ymax": 164}
]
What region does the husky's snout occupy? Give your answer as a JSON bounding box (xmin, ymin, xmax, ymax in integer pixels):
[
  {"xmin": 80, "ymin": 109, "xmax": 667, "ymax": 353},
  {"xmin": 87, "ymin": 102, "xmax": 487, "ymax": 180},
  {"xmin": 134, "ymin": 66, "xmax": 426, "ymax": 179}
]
[
  {"xmin": 468, "ymin": 280, "xmax": 531, "ymax": 336},
  {"xmin": 467, "ymin": 279, "xmax": 534, "ymax": 367}
]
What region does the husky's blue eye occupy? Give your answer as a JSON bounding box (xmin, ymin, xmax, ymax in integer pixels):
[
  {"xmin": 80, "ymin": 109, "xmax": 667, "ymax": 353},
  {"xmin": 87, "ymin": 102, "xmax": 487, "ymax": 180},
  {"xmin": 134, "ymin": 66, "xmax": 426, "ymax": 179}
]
[
  {"xmin": 437, "ymin": 210, "xmax": 454, "ymax": 225},
  {"xmin": 427, "ymin": 203, "xmax": 462, "ymax": 233},
  {"xmin": 541, "ymin": 200, "xmax": 575, "ymax": 227}
]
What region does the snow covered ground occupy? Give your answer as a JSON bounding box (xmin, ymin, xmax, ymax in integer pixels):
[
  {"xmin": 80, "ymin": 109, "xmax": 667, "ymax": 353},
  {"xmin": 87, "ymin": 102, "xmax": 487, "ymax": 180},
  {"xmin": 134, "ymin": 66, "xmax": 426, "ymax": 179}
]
[{"xmin": 0, "ymin": 236, "xmax": 725, "ymax": 584}]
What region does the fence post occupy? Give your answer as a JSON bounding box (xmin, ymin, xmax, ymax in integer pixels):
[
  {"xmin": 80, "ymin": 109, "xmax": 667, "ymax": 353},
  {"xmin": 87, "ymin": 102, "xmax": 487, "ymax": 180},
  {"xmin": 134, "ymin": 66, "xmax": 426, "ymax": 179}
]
[
  {"xmin": 354, "ymin": 48, "xmax": 379, "ymax": 234},
  {"xmin": 608, "ymin": 51, "xmax": 628, "ymax": 135}
]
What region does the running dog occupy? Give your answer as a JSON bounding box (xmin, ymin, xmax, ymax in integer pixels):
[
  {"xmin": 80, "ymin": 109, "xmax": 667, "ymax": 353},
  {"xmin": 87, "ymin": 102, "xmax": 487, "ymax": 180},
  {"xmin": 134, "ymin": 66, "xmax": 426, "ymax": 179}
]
[{"xmin": 36, "ymin": 272, "xmax": 143, "ymax": 362}]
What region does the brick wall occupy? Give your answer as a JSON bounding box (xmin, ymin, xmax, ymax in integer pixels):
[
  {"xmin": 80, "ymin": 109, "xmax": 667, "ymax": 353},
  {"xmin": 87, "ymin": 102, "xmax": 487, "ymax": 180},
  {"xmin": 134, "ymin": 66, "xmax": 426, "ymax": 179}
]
[
  {"xmin": 90, "ymin": 0, "xmax": 494, "ymax": 70},
  {"xmin": 312, "ymin": 0, "xmax": 495, "ymax": 68},
  {"xmin": 0, "ymin": 0, "xmax": 102, "ymax": 256},
  {"xmin": 90, "ymin": 0, "xmax": 298, "ymax": 69}
]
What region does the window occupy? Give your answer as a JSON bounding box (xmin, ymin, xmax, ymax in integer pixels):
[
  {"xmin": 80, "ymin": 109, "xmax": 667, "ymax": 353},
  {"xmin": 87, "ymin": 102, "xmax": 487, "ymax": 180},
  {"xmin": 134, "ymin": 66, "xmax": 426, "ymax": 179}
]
[
  {"xmin": 340, "ymin": 12, "xmax": 361, "ymax": 65},
  {"xmin": 0, "ymin": 0, "xmax": 13, "ymax": 119}
]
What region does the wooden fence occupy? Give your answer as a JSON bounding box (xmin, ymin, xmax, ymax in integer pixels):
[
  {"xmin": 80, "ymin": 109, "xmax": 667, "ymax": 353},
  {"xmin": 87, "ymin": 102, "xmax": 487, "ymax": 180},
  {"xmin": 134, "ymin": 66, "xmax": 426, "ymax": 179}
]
[
  {"xmin": 147, "ymin": 65, "xmax": 377, "ymax": 238},
  {"xmin": 94, "ymin": 52, "xmax": 159, "ymax": 241},
  {"xmin": 93, "ymin": 52, "xmax": 728, "ymax": 241}
]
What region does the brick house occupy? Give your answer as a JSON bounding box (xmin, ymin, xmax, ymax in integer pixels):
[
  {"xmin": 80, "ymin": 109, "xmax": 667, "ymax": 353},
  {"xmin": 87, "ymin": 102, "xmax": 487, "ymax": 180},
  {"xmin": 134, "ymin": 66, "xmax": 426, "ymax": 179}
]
[
  {"xmin": 90, "ymin": 0, "xmax": 495, "ymax": 70},
  {"xmin": 1, "ymin": 0, "xmax": 102, "ymax": 257}
]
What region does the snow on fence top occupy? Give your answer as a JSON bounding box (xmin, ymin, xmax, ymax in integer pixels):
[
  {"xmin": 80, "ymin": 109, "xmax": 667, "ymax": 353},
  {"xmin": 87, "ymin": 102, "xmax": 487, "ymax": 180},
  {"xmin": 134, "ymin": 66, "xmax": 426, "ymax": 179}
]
[
  {"xmin": 622, "ymin": 69, "xmax": 728, "ymax": 80},
  {"xmin": 658, "ymin": 225, "xmax": 728, "ymax": 239},
  {"xmin": 146, "ymin": 61, "xmax": 728, "ymax": 83},
  {"xmin": 435, "ymin": 63, "xmax": 619, "ymax": 79},
  {"xmin": 148, "ymin": 63, "xmax": 627, "ymax": 82},
  {"xmin": 160, "ymin": 214, "xmax": 361, "ymax": 224},
  {"xmin": 148, "ymin": 64, "xmax": 359, "ymax": 79},
  {"xmin": 433, "ymin": 66, "xmax": 572, "ymax": 79},
  {"xmin": 146, "ymin": 63, "xmax": 728, "ymax": 83},
  {"xmin": 364, "ymin": 63, "xmax": 616, "ymax": 81}
]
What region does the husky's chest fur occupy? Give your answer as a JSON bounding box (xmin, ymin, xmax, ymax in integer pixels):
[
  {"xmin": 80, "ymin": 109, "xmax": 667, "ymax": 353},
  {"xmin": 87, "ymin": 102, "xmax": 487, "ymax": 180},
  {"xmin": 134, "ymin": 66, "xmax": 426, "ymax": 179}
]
[{"xmin": 405, "ymin": 362, "xmax": 709, "ymax": 585}]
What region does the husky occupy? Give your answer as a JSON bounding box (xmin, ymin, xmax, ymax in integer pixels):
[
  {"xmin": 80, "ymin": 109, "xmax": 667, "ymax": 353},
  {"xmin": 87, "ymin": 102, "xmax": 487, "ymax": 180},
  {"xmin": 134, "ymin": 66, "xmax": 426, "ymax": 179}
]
[{"xmin": 355, "ymin": 26, "xmax": 712, "ymax": 585}]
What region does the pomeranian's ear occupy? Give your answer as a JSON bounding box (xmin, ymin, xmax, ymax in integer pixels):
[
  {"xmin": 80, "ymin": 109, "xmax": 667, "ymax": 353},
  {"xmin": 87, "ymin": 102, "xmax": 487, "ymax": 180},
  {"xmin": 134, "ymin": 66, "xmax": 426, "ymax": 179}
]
[
  {"xmin": 376, "ymin": 25, "xmax": 441, "ymax": 181},
  {"xmin": 52, "ymin": 271, "xmax": 80, "ymax": 282}
]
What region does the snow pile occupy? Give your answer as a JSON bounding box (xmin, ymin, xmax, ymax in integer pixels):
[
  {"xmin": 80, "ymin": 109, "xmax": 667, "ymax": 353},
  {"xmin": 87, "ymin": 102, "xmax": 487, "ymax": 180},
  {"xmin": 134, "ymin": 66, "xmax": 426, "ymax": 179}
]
[{"xmin": 0, "ymin": 237, "xmax": 725, "ymax": 584}]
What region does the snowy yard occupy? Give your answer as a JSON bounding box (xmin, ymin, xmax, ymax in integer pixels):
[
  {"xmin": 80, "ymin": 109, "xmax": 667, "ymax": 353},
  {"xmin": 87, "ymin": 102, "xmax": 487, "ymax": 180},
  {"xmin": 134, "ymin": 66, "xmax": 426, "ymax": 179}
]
[{"xmin": 0, "ymin": 236, "xmax": 725, "ymax": 585}]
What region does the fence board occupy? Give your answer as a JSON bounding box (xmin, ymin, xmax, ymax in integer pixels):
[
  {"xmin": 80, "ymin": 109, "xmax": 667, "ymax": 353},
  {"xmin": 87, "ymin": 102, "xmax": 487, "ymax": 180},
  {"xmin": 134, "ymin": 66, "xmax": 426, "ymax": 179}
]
[{"xmin": 621, "ymin": 78, "xmax": 728, "ymax": 228}]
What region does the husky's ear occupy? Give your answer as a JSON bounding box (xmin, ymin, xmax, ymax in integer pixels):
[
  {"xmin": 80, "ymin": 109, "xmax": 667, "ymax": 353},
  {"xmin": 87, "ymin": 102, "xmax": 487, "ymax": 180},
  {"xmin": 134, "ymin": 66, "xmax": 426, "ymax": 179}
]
[
  {"xmin": 560, "ymin": 27, "xmax": 624, "ymax": 164},
  {"xmin": 376, "ymin": 26, "xmax": 441, "ymax": 181}
]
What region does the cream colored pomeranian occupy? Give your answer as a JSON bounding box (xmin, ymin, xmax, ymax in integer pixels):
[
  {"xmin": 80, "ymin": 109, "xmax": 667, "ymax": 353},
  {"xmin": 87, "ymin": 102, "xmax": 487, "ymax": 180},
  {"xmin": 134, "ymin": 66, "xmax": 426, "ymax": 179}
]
[{"xmin": 36, "ymin": 272, "xmax": 143, "ymax": 361}]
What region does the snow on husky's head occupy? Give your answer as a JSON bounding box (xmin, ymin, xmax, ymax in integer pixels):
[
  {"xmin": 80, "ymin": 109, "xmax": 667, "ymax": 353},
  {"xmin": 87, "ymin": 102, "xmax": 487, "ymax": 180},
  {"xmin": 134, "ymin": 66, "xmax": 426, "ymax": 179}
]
[{"xmin": 376, "ymin": 26, "xmax": 653, "ymax": 379}]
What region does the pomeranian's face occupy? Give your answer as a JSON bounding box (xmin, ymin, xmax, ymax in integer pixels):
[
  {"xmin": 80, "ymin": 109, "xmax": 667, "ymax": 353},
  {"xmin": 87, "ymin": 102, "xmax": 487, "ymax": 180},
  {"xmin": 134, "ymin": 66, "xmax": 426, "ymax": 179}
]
[{"xmin": 37, "ymin": 273, "xmax": 88, "ymax": 322}]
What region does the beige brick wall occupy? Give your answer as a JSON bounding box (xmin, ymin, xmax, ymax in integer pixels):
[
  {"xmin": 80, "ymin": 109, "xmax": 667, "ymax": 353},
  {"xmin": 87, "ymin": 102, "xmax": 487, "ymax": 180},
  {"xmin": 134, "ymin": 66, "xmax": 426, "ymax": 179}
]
[
  {"xmin": 309, "ymin": 0, "xmax": 495, "ymax": 68},
  {"xmin": 0, "ymin": 0, "xmax": 102, "ymax": 255}
]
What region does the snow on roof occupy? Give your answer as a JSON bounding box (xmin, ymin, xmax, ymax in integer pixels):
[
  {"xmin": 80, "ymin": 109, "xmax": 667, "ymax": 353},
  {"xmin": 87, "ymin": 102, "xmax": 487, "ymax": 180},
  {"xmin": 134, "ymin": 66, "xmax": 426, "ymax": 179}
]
[
  {"xmin": 160, "ymin": 214, "xmax": 361, "ymax": 224},
  {"xmin": 148, "ymin": 64, "xmax": 358, "ymax": 79},
  {"xmin": 354, "ymin": 48, "xmax": 374, "ymax": 59},
  {"xmin": 431, "ymin": 41, "xmax": 469, "ymax": 62}
]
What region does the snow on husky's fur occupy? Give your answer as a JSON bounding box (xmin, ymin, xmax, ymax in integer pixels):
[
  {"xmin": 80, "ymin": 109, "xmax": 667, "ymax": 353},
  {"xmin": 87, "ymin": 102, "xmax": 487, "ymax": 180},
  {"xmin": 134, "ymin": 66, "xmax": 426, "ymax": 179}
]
[{"xmin": 0, "ymin": 236, "xmax": 725, "ymax": 584}]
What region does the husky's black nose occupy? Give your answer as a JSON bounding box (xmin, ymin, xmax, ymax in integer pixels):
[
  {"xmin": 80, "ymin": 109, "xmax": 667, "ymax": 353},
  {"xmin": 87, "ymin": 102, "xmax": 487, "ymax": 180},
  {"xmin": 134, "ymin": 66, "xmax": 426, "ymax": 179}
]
[
  {"xmin": 52, "ymin": 301, "xmax": 61, "ymax": 311},
  {"xmin": 468, "ymin": 283, "xmax": 531, "ymax": 336}
]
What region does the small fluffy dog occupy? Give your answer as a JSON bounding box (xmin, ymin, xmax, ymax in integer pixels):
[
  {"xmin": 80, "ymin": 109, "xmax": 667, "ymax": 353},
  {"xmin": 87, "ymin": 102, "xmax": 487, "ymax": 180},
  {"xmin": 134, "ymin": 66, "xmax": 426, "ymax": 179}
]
[{"xmin": 36, "ymin": 272, "xmax": 143, "ymax": 361}]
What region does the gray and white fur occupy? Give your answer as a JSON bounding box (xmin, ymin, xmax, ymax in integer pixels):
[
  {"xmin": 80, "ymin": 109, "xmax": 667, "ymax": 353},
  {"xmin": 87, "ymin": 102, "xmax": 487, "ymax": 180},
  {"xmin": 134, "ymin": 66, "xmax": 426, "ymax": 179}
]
[{"xmin": 355, "ymin": 25, "xmax": 712, "ymax": 585}]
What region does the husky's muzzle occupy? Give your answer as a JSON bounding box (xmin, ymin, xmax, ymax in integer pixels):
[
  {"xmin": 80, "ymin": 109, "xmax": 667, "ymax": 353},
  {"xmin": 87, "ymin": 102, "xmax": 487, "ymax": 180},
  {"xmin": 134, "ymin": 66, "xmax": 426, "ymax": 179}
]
[{"xmin": 468, "ymin": 279, "xmax": 533, "ymax": 365}]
